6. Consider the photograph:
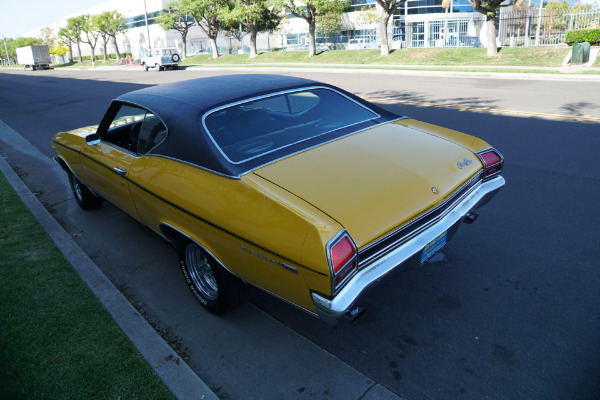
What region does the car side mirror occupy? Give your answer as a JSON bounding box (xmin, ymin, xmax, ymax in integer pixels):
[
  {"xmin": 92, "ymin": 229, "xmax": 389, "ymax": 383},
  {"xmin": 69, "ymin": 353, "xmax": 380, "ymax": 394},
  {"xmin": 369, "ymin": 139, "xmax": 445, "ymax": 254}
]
[{"xmin": 85, "ymin": 134, "xmax": 100, "ymax": 145}]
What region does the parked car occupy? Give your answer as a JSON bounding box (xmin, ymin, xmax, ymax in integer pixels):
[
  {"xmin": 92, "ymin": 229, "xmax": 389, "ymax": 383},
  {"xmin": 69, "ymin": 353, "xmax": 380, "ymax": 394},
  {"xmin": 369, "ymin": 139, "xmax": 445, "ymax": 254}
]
[
  {"xmin": 141, "ymin": 47, "xmax": 181, "ymax": 71},
  {"xmin": 51, "ymin": 75, "xmax": 505, "ymax": 324},
  {"xmin": 347, "ymin": 38, "xmax": 377, "ymax": 50}
]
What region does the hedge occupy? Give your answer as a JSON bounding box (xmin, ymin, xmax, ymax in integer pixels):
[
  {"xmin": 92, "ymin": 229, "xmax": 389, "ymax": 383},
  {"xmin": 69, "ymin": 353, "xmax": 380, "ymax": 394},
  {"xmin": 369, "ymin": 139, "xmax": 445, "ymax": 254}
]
[{"xmin": 566, "ymin": 28, "xmax": 600, "ymax": 46}]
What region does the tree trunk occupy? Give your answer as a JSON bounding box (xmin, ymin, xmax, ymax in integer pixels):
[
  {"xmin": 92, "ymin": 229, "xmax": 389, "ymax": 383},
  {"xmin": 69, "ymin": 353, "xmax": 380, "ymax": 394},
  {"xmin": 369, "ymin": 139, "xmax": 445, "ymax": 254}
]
[
  {"xmin": 68, "ymin": 44, "xmax": 73, "ymax": 63},
  {"xmin": 210, "ymin": 36, "xmax": 219, "ymax": 59},
  {"xmin": 103, "ymin": 41, "xmax": 108, "ymax": 61},
  {"xmin": 76, "ymin": 41, "xmax": 82, "ymax": 62},
  {"xmin": 486, "ymin": 16, "xmax": 498, "ymax": 57},
  {"xmin": 380, "ymin": 12, "xmax": 391, "ymax": 56},
  {"xmin": 111, "ymin": 36, "xmax": 121, "ymax": 62},
  {"xmin": 250, "ymin": 29, "xmax": 258, "ymax": 59},
  {"xmin": 308, "ymin": 23, "xmax": 316, "ymax": 57},
  {"xmin": 182, "ymin": 31, "xmax": 188, "ymax": 58},
  {"xmin": 90, "ymin": 46, "xmax": 96, "ymax": 66}
]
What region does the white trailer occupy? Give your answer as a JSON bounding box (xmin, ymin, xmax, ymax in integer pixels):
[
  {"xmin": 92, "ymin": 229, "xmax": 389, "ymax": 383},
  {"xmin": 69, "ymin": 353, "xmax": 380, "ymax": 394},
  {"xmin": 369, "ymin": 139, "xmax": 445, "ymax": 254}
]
[{"xmin": 16, "ymin": 45, "xmax": 51, "ymax": 70}]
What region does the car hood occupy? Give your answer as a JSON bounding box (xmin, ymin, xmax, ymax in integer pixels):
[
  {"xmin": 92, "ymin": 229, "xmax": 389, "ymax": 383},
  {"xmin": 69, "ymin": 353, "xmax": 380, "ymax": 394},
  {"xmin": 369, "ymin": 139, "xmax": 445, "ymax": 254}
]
[{"xmin": 252, "ymin": 119, "xmax": 483, "ymax": 248}]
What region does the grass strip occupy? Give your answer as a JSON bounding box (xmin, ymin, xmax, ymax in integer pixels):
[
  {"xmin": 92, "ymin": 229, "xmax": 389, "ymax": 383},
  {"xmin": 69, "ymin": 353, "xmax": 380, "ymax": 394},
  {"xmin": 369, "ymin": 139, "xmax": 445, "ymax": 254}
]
[
  {"xmin": 0, "ymin": 172, "xmax": 174, "ymax": 400},
  {"xmin": 182, "ymin": 47, "xmax": 570, "ymax": 67}
]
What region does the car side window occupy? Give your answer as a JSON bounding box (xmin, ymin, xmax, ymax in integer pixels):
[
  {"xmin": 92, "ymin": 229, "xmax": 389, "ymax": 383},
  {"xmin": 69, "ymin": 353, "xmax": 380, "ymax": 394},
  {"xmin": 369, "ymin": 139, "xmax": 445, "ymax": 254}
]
[{"xmin": 102, "ymin": 104, "xmax": 167, "ymax": 154}]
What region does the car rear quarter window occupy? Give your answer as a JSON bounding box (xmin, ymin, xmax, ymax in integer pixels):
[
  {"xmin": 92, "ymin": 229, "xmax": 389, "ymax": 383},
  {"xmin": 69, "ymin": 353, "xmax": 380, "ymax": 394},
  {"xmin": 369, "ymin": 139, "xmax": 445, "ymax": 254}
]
[{"xmin": 202, "ymin": 87, "xmax": 379, "ymax": 164}]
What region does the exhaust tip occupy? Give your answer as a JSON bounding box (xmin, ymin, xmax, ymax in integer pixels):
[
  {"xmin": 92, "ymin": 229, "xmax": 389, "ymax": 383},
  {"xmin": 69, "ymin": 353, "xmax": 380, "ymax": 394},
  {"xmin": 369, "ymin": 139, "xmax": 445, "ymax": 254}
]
[
  {"xmin": 345, "ymin": 305, "xmax": 366, "ymax": 321},
  {"xmin": 463, "ymin": 211, "xmax": 479, "ymax": 224}
]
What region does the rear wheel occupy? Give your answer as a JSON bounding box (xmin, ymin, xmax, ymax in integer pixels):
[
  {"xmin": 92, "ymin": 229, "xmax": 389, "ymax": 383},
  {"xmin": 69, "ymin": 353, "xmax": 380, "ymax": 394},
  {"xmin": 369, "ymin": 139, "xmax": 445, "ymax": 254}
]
[
  {"xmin": 142, "ymin": 63, "xmax": 148, "ymax": 71},
  {"xmin": 177, "ymin": 239, "xmax": 247, "ymax": 315},
  {"xmin": 68, "ymin": 172, "xmax": 102, "ymax": 210},
  {"xmin": 155, "ymin": 63, "xmax": 162, "ymax": 71}
]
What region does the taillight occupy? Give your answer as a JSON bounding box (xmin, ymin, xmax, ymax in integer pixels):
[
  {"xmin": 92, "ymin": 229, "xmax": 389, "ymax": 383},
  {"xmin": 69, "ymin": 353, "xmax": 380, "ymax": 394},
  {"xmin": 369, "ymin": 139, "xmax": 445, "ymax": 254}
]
[
  {"xmin": 327, "ymin": 231, "xmax": 358, "ymax": 293},
  {"xmin": 477, "ymin": 148, "xmax": 504, "ymax": 180}
]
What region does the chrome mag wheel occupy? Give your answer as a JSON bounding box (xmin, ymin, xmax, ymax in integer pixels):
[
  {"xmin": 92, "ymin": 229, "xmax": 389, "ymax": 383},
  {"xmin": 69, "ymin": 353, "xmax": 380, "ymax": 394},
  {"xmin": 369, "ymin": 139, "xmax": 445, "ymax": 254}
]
[{"xmin": 185, "ymin": 244, "xmax": 218, "ymax": 301}]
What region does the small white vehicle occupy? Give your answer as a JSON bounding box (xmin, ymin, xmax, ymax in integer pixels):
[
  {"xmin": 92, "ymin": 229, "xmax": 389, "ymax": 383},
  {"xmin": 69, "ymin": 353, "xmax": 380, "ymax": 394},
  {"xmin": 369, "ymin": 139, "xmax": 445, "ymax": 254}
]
[{"xmin": 141, "ymin": 48, "xmax": 181, "ymax": 71}]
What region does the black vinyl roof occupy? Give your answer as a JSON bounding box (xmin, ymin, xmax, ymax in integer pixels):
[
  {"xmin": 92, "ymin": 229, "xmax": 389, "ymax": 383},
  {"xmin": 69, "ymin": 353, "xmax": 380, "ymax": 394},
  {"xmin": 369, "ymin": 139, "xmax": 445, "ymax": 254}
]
[{"xmin": 114, "ymin": 74, "xmax": 400, "ymax": 178}]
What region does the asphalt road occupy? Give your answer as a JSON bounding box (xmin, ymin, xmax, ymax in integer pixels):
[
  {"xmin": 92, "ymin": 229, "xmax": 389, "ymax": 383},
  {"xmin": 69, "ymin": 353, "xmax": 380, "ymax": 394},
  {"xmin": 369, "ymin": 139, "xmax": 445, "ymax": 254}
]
[{"xmin": 1, "ymin": 68, "xmax": 599, "ymax": 400}]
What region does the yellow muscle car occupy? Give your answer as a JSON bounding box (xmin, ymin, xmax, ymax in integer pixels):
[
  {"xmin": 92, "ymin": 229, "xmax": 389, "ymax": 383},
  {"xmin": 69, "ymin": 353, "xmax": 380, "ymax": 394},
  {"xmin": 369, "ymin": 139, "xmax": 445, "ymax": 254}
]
[{"xmin": 51, "ymin": 75, "xmax": 505, "ymax": 324}]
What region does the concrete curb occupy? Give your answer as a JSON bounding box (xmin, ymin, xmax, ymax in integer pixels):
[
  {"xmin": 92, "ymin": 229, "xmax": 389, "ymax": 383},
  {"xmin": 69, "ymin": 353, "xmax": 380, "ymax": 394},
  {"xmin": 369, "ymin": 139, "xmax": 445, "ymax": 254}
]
[{"xmin": 0, "ymin": 149, "xmax": 219, "ymax": 400}]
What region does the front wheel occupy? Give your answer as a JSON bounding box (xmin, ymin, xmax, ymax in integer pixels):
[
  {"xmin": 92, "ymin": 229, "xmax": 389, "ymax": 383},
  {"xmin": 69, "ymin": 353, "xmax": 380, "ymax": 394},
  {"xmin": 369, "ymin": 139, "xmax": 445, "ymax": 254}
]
[
  {"xmin": 68, "ymin": 172, "xmax": 102, "ymax": 210},
  {"xmin": 142, "ymin": 63, "xmax": 148, "ymax": 71},
  {"xmin": 177, "ymin": 240, "xmax": 247, "ymax": 315}
]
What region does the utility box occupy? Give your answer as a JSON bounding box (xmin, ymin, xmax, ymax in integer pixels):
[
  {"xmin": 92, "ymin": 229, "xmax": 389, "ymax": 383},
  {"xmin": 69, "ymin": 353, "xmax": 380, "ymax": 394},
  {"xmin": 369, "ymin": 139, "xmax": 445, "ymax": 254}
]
[
  {"xmin": 16, "ymin": 45, "xmax": 51, "ymax": 70},
  {"xmin": 571, "ymin": 42, "xmax": 591, "ymax": 65}
]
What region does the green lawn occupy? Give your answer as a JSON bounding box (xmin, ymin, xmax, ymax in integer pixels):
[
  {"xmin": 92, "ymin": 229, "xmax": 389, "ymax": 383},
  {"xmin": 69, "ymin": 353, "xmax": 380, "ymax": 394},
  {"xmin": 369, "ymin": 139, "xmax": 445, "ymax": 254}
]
[
  {"xmin": 183, "ymin": 46, "xmax": 571, "ymax": 67},
  {"xmin": 0, "ymin": 173, "xmax": 174, "ymax": 400}
]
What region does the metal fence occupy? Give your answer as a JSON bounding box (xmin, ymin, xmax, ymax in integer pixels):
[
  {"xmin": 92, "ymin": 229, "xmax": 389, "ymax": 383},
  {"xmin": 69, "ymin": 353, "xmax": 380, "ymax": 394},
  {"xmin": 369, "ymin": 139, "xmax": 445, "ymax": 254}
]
[
  {"xmin": 499, "ymin": 10, "xmax": 600, "ymax": 47},
  {"xmin": 387, "ymin": 10, "xmax": 600, "ymax": 49}
]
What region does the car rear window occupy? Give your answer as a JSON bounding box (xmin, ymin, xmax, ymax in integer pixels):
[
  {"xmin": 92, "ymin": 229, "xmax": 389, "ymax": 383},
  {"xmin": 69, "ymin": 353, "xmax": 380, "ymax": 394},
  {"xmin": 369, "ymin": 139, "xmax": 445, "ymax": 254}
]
[{"xmin": 202, "ymin": 87, "xmax": 379, "ymax": 164}]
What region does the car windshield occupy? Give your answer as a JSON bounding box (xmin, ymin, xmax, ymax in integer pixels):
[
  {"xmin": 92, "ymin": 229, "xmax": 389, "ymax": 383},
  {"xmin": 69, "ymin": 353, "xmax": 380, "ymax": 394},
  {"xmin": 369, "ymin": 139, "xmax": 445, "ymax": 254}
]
[{"xmin": 203, "ymin": 87, "xmax": 379, "ymax": 164}]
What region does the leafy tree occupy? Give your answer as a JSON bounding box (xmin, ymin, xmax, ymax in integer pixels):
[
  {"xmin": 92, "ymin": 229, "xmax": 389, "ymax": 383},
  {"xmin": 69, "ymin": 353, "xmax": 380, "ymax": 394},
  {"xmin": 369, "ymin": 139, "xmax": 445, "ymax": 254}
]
[
  {"xmin": 467, "ymin": 0, "xmax": 509, "ymax": 56},
  {"xmin": 38, "ymin": 27, "xmax": 55, "ymax": 46},
  {"xmin": 375, "ymin": 0, "xmax": 408, "ymax": 56},
  {"xmin": 178, "ymin": 0, "xmax": 231, "ymax": 59},
  {"xmin": 316, "ymin": 10, "xmax": 343, "ymax": 46},
  {"xmin": 94, "ymin": 11, "xmax": 127, "ymax": 62},
  {"xmin": 92, "ymin": 14, "xmax": 111, "ymax": 61},
  {"xmin": 57, "ymin": 27, "xmax": 74, "ymax": 63},
  {"xmin": 79, "ymin": 15, "xmax": 102, "ymax": 65},
  {"xmin": 65, "ymin": 17, "xmax": 85, "ymax": 62},
  {"xmin": 156, "ymin": 1, "xmax": 195, "ymax": 57},
  {"xmin": 227, "ymin": 0, "xmax": 282, "ymax": 58},
  {"xmin": 50, "ymin": 44, "xmax": 69, "ymax": 62},
  {"xmin": 274, "ymin": 0, "xmax": 348, "ymax": 57}
]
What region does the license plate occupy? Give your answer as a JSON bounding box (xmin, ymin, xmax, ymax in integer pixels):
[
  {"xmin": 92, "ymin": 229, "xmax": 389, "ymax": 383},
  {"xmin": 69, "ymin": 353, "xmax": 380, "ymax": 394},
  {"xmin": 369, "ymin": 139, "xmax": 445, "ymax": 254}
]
[{"xmin": 421, "ymin": 231, "xmax": 448, "ymax": 263}]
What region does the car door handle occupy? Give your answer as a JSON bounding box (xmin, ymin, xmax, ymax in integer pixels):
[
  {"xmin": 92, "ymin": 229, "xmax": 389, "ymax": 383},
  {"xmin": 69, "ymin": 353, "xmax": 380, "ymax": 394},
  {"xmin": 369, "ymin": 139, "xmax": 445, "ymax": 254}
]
[{"xmin": 113, "ymin": 167, "xmax": 127, "ymax": 175}]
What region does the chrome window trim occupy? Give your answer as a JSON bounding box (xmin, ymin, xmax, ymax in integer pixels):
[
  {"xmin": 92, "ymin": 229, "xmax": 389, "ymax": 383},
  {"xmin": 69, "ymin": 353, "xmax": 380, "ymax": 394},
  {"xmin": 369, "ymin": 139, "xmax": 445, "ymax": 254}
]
[
  {"xmin": 242, "ymin": 117, "xmax": 409, "ymax": 176},
  {"xmin": 201, "ymin": 86, "xmax": 382, "ymax": 165},
  {"xmin": 101, "ymin": 100, "xmax": 170, "ymax": 157}
]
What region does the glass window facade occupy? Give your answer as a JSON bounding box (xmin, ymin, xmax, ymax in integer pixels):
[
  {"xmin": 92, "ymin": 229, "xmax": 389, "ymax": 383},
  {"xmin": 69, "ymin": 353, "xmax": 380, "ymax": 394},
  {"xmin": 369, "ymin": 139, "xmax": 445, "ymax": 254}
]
[{"xmin": 405, "ymin": 0, "xmax": 475, "ymax": 14}]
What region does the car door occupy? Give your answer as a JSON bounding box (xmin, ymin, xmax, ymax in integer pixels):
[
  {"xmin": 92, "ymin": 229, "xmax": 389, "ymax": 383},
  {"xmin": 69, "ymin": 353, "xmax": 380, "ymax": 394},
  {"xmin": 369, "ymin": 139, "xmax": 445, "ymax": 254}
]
[{"xmin": 80, "ymin": 103, "xmax": 148, "ymax": 220}]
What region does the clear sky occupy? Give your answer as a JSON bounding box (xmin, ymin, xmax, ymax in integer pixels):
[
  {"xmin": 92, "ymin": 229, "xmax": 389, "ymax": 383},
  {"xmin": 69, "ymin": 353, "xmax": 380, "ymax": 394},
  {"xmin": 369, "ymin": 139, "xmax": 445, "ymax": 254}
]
[{"xmin": 0, "ymin": 0, "xmax": 107, "ymax": 39}]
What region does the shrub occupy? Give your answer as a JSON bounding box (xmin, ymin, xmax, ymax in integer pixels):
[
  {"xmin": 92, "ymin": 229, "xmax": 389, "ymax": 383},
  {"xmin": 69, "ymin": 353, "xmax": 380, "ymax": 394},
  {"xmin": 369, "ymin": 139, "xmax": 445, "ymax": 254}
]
[{"xmin": 566, "ymin": 28, "xmax": 600, "ymax": 45}]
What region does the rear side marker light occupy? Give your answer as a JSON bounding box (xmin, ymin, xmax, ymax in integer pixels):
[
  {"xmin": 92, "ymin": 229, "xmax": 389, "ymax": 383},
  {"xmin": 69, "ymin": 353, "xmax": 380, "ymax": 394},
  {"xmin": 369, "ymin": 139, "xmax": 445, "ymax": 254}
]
[{"xmin": 477, "ymin": 148, "xmax": 504, "ymax": 180}]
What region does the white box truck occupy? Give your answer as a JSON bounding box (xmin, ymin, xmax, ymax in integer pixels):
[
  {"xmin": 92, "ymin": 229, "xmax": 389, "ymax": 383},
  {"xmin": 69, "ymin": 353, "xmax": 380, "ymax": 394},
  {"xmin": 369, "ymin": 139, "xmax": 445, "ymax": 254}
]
[{"xmin": 16, "ymin": 45, "xmax": 51, "ymax": 70}]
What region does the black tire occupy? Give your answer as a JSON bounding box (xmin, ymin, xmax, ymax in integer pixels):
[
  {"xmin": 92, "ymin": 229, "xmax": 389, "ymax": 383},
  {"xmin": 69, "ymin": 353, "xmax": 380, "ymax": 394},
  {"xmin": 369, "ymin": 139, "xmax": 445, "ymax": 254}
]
[
  {"xmin": 177, "ymin": 239, "xmax": 247, "ymax": 315},
  {"xmin": 68, "ymin": 172, "xmax": 102, "ymax": 210},
  {"xmin": 142, "ymin": 63, "xmax": 148, "ymax": 71},
  {"xmin": 171, "ymin": 54, "xmax": 180, "ymax": 62},
  {"xmin": 155, "ymin": 64, "xmax": 162, "ymax": 72}
]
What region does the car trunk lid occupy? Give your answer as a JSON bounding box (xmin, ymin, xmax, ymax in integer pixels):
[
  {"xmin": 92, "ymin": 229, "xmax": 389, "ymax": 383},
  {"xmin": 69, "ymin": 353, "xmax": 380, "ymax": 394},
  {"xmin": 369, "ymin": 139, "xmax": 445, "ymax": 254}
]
[{"xmin": 252, "ymin": 120, "xmax": 483, "ymax": 248}]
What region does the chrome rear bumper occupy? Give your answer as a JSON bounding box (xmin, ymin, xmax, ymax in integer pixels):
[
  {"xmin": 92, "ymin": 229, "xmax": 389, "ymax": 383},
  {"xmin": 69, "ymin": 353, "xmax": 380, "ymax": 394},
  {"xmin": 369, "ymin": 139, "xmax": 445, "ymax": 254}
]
[{"xmin": 311, "ymin": 175, "xmax": 505, "ymax": 325}]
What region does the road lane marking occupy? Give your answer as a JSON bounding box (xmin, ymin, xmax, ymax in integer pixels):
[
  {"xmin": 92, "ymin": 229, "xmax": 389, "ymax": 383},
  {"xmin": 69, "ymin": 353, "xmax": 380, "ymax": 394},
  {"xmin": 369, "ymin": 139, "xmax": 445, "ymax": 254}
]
[{"xmin": 363, "ymin": 97, "xmax": 600, "ymax": 123}]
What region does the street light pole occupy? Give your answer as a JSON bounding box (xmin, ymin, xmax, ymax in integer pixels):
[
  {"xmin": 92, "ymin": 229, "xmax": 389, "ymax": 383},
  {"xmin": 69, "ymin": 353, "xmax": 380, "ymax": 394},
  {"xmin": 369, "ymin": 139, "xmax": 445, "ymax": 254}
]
[
  {"xmin": 143, "ymin": 0, "xmax": 151, "ymax": 49},
  {"xmin": 2, "ymin": 36, "xmax": 10, "ymax": 65}
]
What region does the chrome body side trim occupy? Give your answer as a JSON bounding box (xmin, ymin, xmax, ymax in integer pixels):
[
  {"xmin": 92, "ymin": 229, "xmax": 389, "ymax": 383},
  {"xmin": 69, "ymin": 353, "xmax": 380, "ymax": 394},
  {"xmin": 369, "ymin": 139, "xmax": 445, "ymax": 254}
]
[
  {"xmin": 311, "ymin": 175, "xmax": 505, "ymax": 325},
  {"xmin": 159, "ymin": 222, "xmax": 318, "ymax": 317}
]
